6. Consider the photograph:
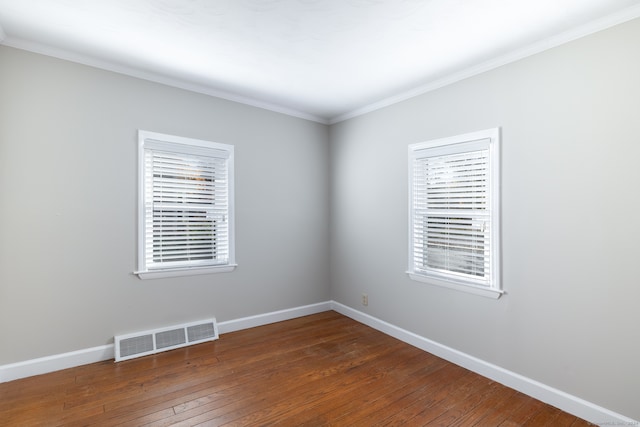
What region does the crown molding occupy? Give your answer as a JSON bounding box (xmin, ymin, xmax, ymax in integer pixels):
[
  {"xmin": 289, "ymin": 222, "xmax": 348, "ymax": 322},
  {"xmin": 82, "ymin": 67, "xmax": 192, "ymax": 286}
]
[
  {"xmin": 329, "ymin": 2, "xmax": 640, "ymax": 124},
  {"xmin": 0, "ymin": 36, "xmax": 329, "ymax": 125},
  {"xmin": 2, "ymin": 2, "xmax": 639, "ymax": 127}
]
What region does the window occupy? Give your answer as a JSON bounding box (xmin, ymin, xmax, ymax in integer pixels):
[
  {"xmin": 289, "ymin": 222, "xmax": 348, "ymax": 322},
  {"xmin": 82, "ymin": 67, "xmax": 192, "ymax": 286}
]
[
  {"xmin": 408, "ymin": 128, "xmax": 501, "ymax": 298},
  {"xmin": 136, "ymin": 131, "xmax": 236, "ymax": 279}
]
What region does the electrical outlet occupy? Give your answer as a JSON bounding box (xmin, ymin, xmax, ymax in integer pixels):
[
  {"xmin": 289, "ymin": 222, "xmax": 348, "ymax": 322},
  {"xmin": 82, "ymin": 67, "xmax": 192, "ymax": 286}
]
[{"xmin": 362, "ymin": 293, "xmax": 368, "ymax": 306}]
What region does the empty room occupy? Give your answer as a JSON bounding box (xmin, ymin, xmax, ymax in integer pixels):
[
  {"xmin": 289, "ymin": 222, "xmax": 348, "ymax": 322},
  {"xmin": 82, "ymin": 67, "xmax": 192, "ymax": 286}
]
[{"xmin": 1, "ymin": 0, "xmax": 639, "ymax": 425}]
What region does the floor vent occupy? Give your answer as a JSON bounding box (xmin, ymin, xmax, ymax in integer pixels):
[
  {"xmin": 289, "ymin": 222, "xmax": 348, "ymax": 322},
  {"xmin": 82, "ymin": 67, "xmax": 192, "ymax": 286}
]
[{"xmin": 114, "ymin": 318, "xmax": 218, "ymax": 362}]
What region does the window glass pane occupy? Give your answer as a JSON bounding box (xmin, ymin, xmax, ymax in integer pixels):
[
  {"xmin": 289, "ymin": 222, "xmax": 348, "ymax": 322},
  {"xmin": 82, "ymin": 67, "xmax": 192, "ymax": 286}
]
[
  {"xmin": 138, "ymin": 131, "xmax": 235, "ymax": 277},
  {"xmin": 409, "ymin": 129, "xmax": 499, "ymax": 291}
]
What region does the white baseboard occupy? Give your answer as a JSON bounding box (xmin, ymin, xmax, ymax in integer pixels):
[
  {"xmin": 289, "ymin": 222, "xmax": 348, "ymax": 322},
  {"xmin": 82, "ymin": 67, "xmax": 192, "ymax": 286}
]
[
  {"xmin": 330, "ymin": 301, "xmax": 637, "ymax": 427},
  {"xmin": 1, "ymin": 300, "xmax": 636, "ymax": 426},
  {"xmin": 0, "ymin": 344, "xmax": 114, "ymax": 383},
  {"xmin": 0, "ymin": 301, "xmax": 333, "ymax": 383},
  {"xmin": 217, "ymin": 301, "xmax": 333, "ymax": 334}
]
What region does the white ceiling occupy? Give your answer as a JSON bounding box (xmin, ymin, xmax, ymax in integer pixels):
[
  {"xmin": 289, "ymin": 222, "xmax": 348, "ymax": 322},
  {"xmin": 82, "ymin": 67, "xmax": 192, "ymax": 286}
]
[{"xmin": 1, "ymin": 0, "xmax": 640, "ymax": 123}]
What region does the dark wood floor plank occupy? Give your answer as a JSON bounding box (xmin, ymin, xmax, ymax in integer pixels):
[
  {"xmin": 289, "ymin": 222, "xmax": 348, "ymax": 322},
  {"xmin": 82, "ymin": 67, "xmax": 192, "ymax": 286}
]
[
  {"xmin": 265, "ymin": 353, "xmax": 451, "ymax": 426},
  {"xmin": 77, "ymin": 320, "xmax": 368, "ymax": 425},
  {"xmin": 144, "ymin": 333, "xmax": 412, "ymax": 426},
  {"xmin": 523, "ymin": 405, "xmax": 562, "ymax": 426},
  {"xmin": 227, "ymin": 343, "xmax": 437, "ymax": 426},
  {"xmin": 498, "ymin": 397, "xmax": 547, "ymax": 426},
  {"xmin": 81, "ymin": 345, "xmax": 342, "ymax": 426},
  {"xmin": 553, "ymin": 410, "xmax": 587, "ymax": 426},
  {"xmin": 336, "ymin": 358, "xmax": 465, "ymax": 426},
  {"xmin": 0, "ymin": 311, "xmax": 596, "ymax": 427},
  {"xmin": 469, "ymin": 390, "xmax": 533, "ymax": 426},
  {"xmin": 449, "ymin": 379, "xmax": 518, "ymax": 426},
  {"xmin": 374, "ymin": 363, "xmax": 471, "ymax": 426},
  {"xmin": 399, "ymin": 373, "xmax": 490, "ymax": 426},
  {"xmin": 427, "ymin": 376, "xmax": 498, "ymax": 426}
]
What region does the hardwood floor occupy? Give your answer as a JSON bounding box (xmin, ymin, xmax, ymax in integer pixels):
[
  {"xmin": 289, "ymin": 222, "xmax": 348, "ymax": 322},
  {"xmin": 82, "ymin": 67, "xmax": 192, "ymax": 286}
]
[{"xmin": 0, "ymin": 311, "xmax": 594, "ymax": 426}]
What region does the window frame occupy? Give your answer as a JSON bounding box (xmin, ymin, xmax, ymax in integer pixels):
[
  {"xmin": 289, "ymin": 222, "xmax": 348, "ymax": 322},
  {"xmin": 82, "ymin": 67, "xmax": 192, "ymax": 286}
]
[
  {"xmin": 136, "ymin": 130, "xmax": 236, "ymax": 280},
  {"xmin": 407, "ymin": 128, "xmax": 502, "ymax": 299}
]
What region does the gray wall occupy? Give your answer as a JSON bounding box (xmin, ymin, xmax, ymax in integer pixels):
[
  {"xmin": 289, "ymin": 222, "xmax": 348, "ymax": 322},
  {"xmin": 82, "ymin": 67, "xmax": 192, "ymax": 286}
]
[
  {"xmin": 329, "ymin": 18, "xmax": 640, "ymax": 420},
  {"xmin": 0, "ymin": 46, "xmax": 330, "ymax": 364}
]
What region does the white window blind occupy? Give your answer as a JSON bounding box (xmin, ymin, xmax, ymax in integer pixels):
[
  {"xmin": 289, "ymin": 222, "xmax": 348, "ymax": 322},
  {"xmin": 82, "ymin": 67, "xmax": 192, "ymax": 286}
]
[
  {"xmin": 137, "ymin": 131, "xmax": 235, "ymax": 279},
  {"xmin": 408, "ymin": 129, "xmax": 501, "ymax": 297}
]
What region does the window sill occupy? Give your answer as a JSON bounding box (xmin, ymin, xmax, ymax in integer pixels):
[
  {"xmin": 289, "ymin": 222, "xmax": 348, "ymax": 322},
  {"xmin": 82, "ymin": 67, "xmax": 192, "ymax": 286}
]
[
  {"xmin": 136, "ymin": 264, "xmax": 237, "ymax": 280},
  {"xmin": 407, "ymin": 272, "xmax": 503, "ymax": 299}
]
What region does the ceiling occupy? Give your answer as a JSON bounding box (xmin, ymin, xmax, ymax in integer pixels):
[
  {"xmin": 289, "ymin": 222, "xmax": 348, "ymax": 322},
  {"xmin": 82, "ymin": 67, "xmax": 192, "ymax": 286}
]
[{"xmin": 1, "ymin": 0, "xmax": 640, "ymax": 123}]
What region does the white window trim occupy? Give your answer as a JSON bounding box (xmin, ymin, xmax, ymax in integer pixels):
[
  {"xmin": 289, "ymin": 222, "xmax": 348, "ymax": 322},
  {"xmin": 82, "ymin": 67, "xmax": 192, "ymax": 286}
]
[
  {"xmin": 135, "ymin": 130, "xmax": 236, "ymax": 280},
  {"xmin": 407, "ymin": 128, "xmax": 502, "ymax": 299}
]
